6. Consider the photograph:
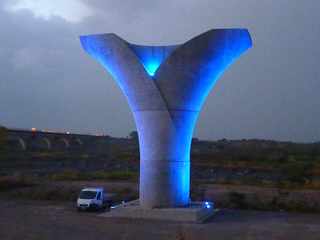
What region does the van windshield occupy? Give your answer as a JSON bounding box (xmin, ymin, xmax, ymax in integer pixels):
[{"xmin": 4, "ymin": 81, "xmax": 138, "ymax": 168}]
[{"xmin": 79, "ymin": 190, "xmax": 97, "ymax": 199}]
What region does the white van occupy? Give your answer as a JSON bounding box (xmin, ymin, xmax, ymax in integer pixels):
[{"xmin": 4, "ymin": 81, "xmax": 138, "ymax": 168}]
[{"xmin": 77, "ymin": 188, "xmax": 111, "ymax": 211}]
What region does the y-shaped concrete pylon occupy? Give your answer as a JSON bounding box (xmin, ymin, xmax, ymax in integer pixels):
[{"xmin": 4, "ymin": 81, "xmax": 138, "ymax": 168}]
[{"xmin": 80, "ymin": 29, "xmax": 252, "ymax": 209}]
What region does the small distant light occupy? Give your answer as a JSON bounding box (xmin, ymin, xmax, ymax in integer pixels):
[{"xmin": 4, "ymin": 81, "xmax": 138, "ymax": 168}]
[
  {"xmin": 31, "ymin": 128, "xmax": 36, "ymax": 132},
  {"xmin": 66, "ymin": 131, "xmax": 70, "ymax": 134}
]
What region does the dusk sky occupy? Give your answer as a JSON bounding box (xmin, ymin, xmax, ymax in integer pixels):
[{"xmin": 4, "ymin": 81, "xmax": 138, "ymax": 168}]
[{"xmin": 0, "ymin": 0, "xmax": 319, "ymax": 142}]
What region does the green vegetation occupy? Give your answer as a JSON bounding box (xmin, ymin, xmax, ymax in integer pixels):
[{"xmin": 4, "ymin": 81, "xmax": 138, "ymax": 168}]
[
  {"xmin": 191, "ymin": 140, "xmax": 320, "ymax": 188},
  {"xmin": 228, "ymin": 192, "xmax": 248, "ymax": 209},
  {"xmin": 50, "ymin": 170, "xmax": 138, "ymax": 181},
  {"xmin": 2, "ymin": 134, "xmax": 320, "ymax": 213},
  {"xmin": 0, "ymin": 126, "xmax": 7, "ymax": 154},
  {"xmin": 279, "ymin": 161, "xmax": 312, "ymax": 184},
  {"xmin": 5, "ymin": 181, "xmax": 138, "ymax": 203},
  {"xmin": 196, "ymin": 177, "xmax": 320, "ymax": 191},
  {"xmin": 0, "ymin": 175, "xmax": 34, "ymax": 192},
  {"xmin": 10, "ymin": 185, "xmax": 79, "ymax": 201},
  {"xmin": 192, "ymin": 140, "xmax": 320, "ymax": 168},
  {"xmin": 222, "ymin": 190, "xmax": 320, "ymax": 213}
]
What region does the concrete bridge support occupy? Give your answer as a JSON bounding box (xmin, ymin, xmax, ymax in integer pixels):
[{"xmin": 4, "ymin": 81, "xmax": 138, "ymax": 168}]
[{"xmin": 80, "ymin": 29, "xmax": 252, "ymax": 209}]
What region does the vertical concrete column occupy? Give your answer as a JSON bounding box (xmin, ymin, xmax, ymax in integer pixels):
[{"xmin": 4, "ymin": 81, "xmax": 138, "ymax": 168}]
[
  {"xmin": 135, "ymin": 109, "xmax": 198, "ymax": 208},
  {"xmin": 80, "ymin": 29, "xmax": 252, "ymax": 208}
]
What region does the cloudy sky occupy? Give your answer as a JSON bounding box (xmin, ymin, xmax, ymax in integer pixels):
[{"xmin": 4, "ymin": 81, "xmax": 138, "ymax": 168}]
[{"xmin": 0, "ymin": 0, "xmax": 319, "ymax": 142}]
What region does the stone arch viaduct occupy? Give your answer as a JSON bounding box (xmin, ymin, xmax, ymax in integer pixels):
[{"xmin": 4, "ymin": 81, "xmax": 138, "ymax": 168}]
[{"xmin": 6, "ymin": 128, "xmax": 109, "ymax": 153}]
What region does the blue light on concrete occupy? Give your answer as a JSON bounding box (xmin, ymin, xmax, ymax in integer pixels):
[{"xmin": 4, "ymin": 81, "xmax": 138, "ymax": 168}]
[
  {"xmin": 129, "ymin": 44, "xmax": 178, "ymax": 77},
  {"xmin": 143, "ymin": 61, "xmax": 159, "ymax": 76},
  {"xmin": 79, "ymin": 29, "xmax": 252, "ymax": 209},
  {"xmin": 194, "ymin": 31, "xmax": 253, "ymax": 110}
]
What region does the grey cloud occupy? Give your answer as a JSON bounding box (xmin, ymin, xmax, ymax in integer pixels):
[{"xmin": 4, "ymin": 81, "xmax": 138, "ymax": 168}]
[{"xmin": 0, "ymin": 0, "xmax": 319, "ymax": 142}]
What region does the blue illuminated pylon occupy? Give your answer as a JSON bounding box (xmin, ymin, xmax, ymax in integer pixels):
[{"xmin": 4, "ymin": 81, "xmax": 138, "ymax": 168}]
[{"xmin": 80, "ymin": 29, "xmax": 252, "ymax": 208}]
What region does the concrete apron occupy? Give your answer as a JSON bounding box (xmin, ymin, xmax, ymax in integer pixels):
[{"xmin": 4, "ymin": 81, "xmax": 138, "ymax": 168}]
[{"xmin": 100, "ymin": 200, "xmax": 215, "ymax": 223}]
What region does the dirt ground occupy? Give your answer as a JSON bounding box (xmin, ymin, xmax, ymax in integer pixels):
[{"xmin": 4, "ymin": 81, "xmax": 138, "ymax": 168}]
[{"xmin": 0, "ymin": 199, "xmax": 320, "ymax": 240}]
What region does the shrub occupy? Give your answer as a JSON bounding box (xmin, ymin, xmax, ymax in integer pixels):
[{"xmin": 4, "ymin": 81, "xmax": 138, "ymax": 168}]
[
  {"xmin": 50, "ymin": 170, "xmax": 138, "ymax": 181},
  {"xmin": 0, "ymin": 175, "xmax": 34, "ymax": 191},
  {"xmin": 97, "ymin": 171, "xmax": 138, "ymax": 181},
  {"xmin": 50, "ymin": 170, "xmax": 82, "ymax": 181},
  {"xmin": 228, "ymin": 192, "xmax": 248, "ymax": 209},
  {"xmin": 0, "ymin": 126, "xmax": 7, "ymax": 154},
  {"xmin": 9, "ymin": 183, "xmax": 139, "ymax": 203},
  {"xmin": 11, "ymin": 186, "xmax": 79, "ymax": 201},
  {"xmin": 280, "ymin": 162, "xmax": 312, "ymax": 184}
]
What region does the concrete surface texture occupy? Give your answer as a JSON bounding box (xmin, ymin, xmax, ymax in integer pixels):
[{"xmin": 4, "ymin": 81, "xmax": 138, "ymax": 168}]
[
  {"xmin": 102, "ymin": 200, "xmax": 215, "ymax": 223},
  {"xmin": 80, "ymin": 29, "xmax": 252, "ymax": 208}
]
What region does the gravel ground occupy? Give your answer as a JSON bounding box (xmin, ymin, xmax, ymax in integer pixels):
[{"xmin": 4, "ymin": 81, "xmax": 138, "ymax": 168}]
[{"xmin": 0, "ymin": 199, "xmax": 320, "ymax": 240}]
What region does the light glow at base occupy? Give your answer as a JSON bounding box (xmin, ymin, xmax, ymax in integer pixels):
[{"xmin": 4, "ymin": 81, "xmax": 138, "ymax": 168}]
[{"xmin": 204, "ymin": 201, "xmax": 213, "ymax": 209}]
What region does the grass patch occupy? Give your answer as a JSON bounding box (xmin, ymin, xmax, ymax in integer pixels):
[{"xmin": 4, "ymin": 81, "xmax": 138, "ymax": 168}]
[
  {"xmin": 50, "ymin": 170, "xmax": 138, "ymax": 181},
  {"xmin": 10, "ymin": 185, "xmax": 80, "ymax": 201},
  {"xmin": 196, "ymin": 177, "xmax": 320, "ymax": 190},
  {"xmin": 8, "ymin": 183, "xmax": 138, "ymax": 203},
  {"xmin": 0, "ymin": 175, "xmax": 35, "ymax": 192}
]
